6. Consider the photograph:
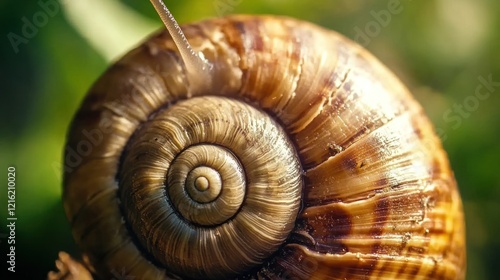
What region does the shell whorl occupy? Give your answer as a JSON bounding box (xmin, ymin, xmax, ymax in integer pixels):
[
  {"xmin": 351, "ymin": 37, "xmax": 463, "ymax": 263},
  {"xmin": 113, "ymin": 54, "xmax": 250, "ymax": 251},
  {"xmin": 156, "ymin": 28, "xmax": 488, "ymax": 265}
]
[
  {"xmin": 63, "ymin": 15, "xmax": 466, "ymax": 279},
  {"xmin": 118, "ymin": 96, "xmax": 302, "ymax": 279}
]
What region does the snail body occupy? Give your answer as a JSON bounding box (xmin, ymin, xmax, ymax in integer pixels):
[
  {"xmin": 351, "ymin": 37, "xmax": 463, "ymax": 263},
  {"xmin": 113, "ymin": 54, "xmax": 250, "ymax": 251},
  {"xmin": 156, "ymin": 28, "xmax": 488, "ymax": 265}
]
[{"xmin": 59, "ymin": 2, "xmax": 466, "ymax": 279}]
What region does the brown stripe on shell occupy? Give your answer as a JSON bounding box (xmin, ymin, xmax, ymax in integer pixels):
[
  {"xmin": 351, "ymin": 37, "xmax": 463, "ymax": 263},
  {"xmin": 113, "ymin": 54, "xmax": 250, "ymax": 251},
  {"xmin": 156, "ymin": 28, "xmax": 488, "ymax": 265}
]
[
  {"xmin": 258, "ymin": 244, "xmax": 461, "ymax": 280},
  {"xmin": 230, "ymin": 16, "xmax": 345, "ymax": 137},
  {"xmin": 341, "ymin": 154, "xmax": 360, "ymax": 172},
  {"xmin": 375, "ymin": 177, "xmax": 389, "ymax": 188},
  {"xmin": 293, "ymin": 39, "xmax": 412, "ymax": 169},
  {"xmin": 368, "ymin": 196, "xmax": 390, "ymax": 258},
  {"xmin": 228, "ymin": 16, "xmax": 305, "ymax": 115},
  {"xmin": 295, "ymin": 204, "xmax": 352, "ymax": 254},
  {"xmin": 303, "ymin": 112, "xmax": 430, "ymax": 206},
  {"xmin": 230, "ymin": 19, "xmax": 265, "ymax": 52}
]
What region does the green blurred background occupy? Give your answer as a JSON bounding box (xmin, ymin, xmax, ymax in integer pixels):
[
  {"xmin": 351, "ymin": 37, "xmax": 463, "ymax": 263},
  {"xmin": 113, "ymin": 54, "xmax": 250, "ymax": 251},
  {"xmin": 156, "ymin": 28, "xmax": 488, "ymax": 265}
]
[{"xmin": 1, "ymin": 0, "xmax": 498, "ymax": 279}]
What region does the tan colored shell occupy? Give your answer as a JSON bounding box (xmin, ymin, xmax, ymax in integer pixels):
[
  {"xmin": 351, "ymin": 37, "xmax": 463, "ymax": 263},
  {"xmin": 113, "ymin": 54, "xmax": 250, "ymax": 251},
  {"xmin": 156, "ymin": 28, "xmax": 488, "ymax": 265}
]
[{"xmin": 62, "ymin": 15, "xmax": 466, "ymax": 279}]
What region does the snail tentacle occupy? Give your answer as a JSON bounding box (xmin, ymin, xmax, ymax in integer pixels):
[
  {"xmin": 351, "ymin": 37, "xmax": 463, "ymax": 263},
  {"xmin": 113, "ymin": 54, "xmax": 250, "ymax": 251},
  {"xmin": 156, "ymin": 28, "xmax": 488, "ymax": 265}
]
[{"xmin": 149, "ymin": 0, "xmax": 213, "ymax": 94}]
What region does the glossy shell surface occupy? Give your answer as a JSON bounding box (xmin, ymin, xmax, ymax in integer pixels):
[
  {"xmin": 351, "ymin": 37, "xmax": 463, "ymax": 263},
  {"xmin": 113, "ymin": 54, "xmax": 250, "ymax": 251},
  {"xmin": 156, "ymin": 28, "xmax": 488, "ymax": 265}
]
[{"xmin": 63, "ymin": 15, "xmax": 466, "ymax": 279}]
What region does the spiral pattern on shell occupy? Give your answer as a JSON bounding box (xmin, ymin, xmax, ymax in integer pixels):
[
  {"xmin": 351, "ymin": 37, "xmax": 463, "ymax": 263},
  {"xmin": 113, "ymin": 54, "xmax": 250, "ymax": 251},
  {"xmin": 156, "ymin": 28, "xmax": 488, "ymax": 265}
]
[{"xmin": 63, "ymin": 15, "xmax": 466, "ymax": 279}]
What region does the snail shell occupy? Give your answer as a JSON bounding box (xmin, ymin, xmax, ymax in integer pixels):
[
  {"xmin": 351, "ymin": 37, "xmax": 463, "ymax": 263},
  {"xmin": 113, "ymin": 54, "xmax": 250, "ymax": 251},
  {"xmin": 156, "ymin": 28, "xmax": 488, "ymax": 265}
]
[{"xmin": 62, "ymin": 12, "xmax": 466, "ymax": 280}]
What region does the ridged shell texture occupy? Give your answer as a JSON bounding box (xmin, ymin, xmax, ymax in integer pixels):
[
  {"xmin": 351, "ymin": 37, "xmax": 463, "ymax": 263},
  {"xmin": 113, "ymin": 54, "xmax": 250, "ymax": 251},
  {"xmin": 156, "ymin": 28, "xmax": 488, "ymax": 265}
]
[{"xmin": 63, "ymin": 15, "xmax": 466, "ymax": 279}]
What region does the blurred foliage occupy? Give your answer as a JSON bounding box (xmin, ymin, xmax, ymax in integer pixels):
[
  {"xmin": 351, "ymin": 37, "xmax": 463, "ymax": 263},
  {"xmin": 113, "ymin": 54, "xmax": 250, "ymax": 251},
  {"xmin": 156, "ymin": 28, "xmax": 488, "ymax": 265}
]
[{"xmin": 0, "ymin": 0, "xmax": 499, "ymax": 279}]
